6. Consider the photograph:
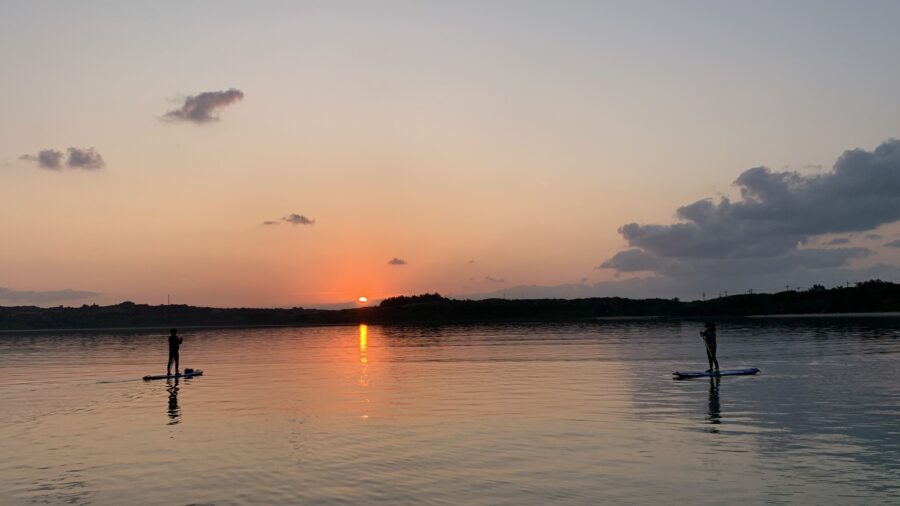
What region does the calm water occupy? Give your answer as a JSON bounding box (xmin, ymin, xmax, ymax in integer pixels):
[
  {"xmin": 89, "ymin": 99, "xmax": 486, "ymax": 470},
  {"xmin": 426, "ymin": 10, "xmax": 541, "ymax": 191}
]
[{"xmin": 1, "ymin": 320, "xmax": 899, "ymax": 505}]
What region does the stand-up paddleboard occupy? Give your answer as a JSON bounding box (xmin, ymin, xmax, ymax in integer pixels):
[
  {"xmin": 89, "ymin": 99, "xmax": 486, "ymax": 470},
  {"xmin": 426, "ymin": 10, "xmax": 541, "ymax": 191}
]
[
  {"xmin": 673, "ymin": 368, "xmax": 759, "ymax": 380},
  {"xmin": 143, "ymin": 369, "xmax": 204, "ymax": 381}
]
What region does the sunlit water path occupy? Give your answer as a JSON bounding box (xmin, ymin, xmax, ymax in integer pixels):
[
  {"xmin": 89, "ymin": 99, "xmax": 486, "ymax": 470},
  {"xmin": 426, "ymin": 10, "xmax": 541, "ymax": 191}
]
[{"xmin": 1, "ymin": 320, "xmax": 899, "ymax": 505}]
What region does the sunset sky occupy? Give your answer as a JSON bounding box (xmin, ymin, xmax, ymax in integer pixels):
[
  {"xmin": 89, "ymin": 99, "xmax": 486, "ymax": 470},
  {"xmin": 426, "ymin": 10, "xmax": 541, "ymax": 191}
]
[{"xmin": 2, "ymin": 1, "xmax": 900, "ymax": 307}]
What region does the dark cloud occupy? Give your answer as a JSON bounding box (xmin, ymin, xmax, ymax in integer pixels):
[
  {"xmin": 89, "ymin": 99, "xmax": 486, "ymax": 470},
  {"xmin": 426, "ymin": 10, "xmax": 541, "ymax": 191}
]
[
  {"xmin": 599, "ymin": 249, "xmax": 661, "ymax": 272},
  {"xmin": 20, "ymin": 147, "xmax": 105, "ymax": 170},
  {"xmin": 282, "ymin": 214, "xmax": 315, "ymax": 226},
  {"xmin": 65, "ymin": 147, "xmax": 105, "ymax": 170},
  {"xmin": 866, "ymin": 233, "xmax": 883, "ymax": 240},
  {"xmin": 163, "ymin": 88, "xmax": 244, "ymax": 124},
  {"xmin": 387, "ymin": 258, "xmax": 408, "ymax": 266},
  {"xmin": 602, "ymin": 140, "xmax": 900, "ymax": 284},
  {"xmin": 826, "ymin": 237, "xmax": 850, "ymax": 245},
  {"xmin": 19, "ymin": 149, "xmax": 64, "ymax": 170},
  {"xmin": 0, "ymin": 287, "xmax": 99, "ymax": 305},
  {"xmin": 885, "ymin": 239, "xmax": 900, "ymax": 248},
  {"xmin": 484, "ymin": 276, "xmax": 505, "ymax": 283},
  {"xmin": 261, "ymin": 220, "xmax": 280, "ymax": 226},
  {"xmin": 601, "ymin": 247, "xmax": 869, "ymax": 277}
]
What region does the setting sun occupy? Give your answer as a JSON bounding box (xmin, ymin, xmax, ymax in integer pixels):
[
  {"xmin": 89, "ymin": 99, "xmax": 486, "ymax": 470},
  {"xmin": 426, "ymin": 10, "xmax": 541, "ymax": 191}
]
[{"xmin": 357, "ymin": 296, "xmax": 368, "ymax": 303}]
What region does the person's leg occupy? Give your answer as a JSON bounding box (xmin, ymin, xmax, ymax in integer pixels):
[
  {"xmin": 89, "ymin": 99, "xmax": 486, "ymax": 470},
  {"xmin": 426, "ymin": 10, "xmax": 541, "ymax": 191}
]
[
  {"xmin": 167, "ymin": 354, "xmax": 174, "ymax": 375},
  {"xmin": 705, "ymin": 348, "xmax": 714, "ymax": 372},
  {"xmin": 174, "ymin": 352, "xmax": 179, "ymax": 375},
  {"xmin": 710, "ymin": 345, "xmax": 719, "ymax": 372}
]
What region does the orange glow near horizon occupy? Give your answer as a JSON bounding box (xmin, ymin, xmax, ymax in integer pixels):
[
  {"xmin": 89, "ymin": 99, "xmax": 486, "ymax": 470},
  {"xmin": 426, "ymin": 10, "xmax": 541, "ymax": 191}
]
[{"xmin": 358, "ymin": 296, "xmax": 368, "ymax": 303}]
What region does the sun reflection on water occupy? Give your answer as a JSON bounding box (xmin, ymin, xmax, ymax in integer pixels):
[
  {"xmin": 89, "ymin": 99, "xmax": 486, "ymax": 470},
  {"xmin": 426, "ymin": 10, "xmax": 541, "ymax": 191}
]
[
  {"xmin": 358, "ymin": 324, "xmax": 370, "ymax": 419},
  {"xmin": 359, "ymin": 324, "xmax": 369, "ymax": 388}
]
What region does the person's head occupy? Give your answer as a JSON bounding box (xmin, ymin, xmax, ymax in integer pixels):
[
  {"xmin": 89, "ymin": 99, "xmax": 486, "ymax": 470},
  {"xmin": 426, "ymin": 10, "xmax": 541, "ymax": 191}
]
[
  {"xmin": 170, "ymin": 328, "xmax": 178, "ymax": 336},
  {"xmin": 704, "ymin": 322, "xmax": 716, "ymax": 331}
]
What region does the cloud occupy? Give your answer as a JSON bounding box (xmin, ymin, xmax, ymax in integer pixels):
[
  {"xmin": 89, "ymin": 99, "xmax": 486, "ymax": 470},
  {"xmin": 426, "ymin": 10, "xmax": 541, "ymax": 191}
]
[
  {"xmin": 0, "ymin": 287, "xmax": 99, "ymax": 305},
  {"xmin": 19, "ymin": 149, "xmax": 64, "ymax": 170},
  {"xmin": 65, "ymin": 147, "xmax": 105, "ymax": 169},
  {"xmin": 461, "ymin": 263, "xmax": 900, "ymax": 301},
  {"xmin": 886, "ymin": 239, "xmax": 900, "ymax": 248},
  {"xmin": 484, "ymin": 276, "xmax": 505, "ymax": 283},
  {"xmin": 601, "ymin": 139, "xmax": 900, "ymax": 284},
  {"xmin": 599, "ymin": 249, "xmax": 662, "ymax": 272},
  {"xmin": 20, "ymin": 147, "xmax": 105, "ymax": 170},
  {"xmin": 866, "ymin": 233, "xmax": 883, "ymax": 240},
  {"xmin": 282, "ymin": 214, "xmax": 315, "ymax": 226},
  {"xmin": 261, "ymin": 220, "xmax": 280, "ymax": 226},
  {"xmin": 826, "ymin": 237, "xmax": 850, "ymax": 245},
  {"xmin": 387, "ymin": 257, "xmax": 408, "ymax": 266},
  {"xmin": 163, "ymin": 88, "xmax": 244, "ymax": 124}
]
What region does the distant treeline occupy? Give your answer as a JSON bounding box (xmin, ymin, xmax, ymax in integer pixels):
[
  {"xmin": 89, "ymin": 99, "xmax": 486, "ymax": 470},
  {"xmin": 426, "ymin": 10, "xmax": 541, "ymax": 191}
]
[{"xmin": 1, "ymin": 280, "xmax": 899, "ymax": 330}]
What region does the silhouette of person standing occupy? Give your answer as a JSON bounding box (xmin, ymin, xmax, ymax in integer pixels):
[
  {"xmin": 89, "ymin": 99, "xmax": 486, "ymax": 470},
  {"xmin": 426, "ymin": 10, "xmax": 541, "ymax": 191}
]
[
  {"xmin": 167, "ymin": 328, "xmax": 183, "ymax": 376},
  {"xmin": 700, "ymin": 322, "xmax": 720, "ymax": 374}
]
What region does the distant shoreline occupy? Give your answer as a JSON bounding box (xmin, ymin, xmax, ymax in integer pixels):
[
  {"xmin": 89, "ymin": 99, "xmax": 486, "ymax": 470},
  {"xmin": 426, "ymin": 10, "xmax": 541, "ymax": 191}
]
[
  {"xmin": 2, "ymin": 280, "xmax": 900, "ymax": 331},
  {"xmin": 747, "ymin": 311, "xmax": 900, "ymax": 318}
]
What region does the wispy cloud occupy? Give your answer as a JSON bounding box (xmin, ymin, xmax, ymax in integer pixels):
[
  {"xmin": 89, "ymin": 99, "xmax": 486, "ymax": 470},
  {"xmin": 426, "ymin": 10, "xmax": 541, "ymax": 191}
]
[
  {"xmin": 885, "ymin": 239, "xmax": 900, "ymax": 248},
  {"xmin": 20, "ymin": 147, "xmax": 105, "ymax": 170},
  {"xmin": 0, "ymin": 287, "xmax": 99, "ymax": 305},
  {"xmin": 19, "ymin": 149, "xmax": 63, "ymax": 169},
  {"xmin": 866, "ymin": 233, "xmax": 883, "ymax": 240},
  {"xmin": 261, "ymin": 220, "xmax": 280, "ymax": 226},
  {"xmin": 484, "ymin": 276, "xmax": 505, "ymax": 283},
  {"xmin": 387, "ymin": 258, "xmax": 408, "ymax": 266},
  {"xmin": 826, "ymin": 237, "xmax": 850, "ymax": 245},
  {"xmin": 163, "ymin": 88, "xmax": 244, "ymax": 124},
  {"xmin": 283, "ymin": 214, "xmax": 315, "ymax": 226}
]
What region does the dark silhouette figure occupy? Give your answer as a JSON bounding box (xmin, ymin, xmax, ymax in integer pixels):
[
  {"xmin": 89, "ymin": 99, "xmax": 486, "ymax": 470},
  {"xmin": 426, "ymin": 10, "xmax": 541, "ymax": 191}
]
[
  {"xmin": 166, "ymin": 377, "xmax": 180, "ymax": 425},
  {"xmin": 700, "ymin": 322, "xmax": 720, "ymax": 373},
  {"xmin": 167, "ymin": 328, "xmax": 183, "ymax": 376}
]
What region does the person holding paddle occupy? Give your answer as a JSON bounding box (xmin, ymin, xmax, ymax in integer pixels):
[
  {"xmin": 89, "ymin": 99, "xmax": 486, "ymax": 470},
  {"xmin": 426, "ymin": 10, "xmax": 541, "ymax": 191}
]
[
  {"xmin": 167, "ymin": 328, "xmax": 183, "ymax": 376},
  {"xmin": 700, "ymin": 322, "xmax": 720, "ymax": 374}
]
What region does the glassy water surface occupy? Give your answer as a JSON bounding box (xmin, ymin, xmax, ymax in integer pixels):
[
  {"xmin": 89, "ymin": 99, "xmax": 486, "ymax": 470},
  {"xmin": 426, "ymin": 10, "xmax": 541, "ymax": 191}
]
[{"xmin": 1, "ymin": 320, "xmax": 899, "ymax": 505}]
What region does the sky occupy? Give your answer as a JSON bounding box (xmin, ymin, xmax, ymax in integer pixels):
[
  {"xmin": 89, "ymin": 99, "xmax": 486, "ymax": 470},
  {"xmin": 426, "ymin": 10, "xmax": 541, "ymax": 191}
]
[{"xmin": 2, "ymin": 1, "xmax": 900, "ymax": 307}]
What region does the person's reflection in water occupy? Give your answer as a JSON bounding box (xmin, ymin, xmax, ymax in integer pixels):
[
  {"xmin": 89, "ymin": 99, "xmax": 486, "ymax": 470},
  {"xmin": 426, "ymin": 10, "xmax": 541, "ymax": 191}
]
[
  {"xmin": 706, "ymin": 376, "xmax": 721, "ymax": 433},
  {"xmin": 166, "ymin": 378, "xmax": 181, "ymax": 425}
]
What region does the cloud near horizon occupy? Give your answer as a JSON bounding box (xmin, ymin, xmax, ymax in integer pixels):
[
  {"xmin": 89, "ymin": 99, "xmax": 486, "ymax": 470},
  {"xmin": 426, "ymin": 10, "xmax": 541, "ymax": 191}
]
[
  {"xmin": 599, "ymin": 139, "xmax": 900, "ymax": 293},
  {"xmin": 282, "ymin": 214, "xmax": 315, "ymax": 226},
  {"xmin": 463, "ymin": 262, "xmax": 900, "ymax": 301},
  {"xmin": 387, "ymin": 258, "xmax": 408, "ymax": 266},
  {"xmin": 20, "ymin": 147, "xmax": 105, "ymax": 170},
  {"xmin": 0, "ymin": 287, "xmax": 99, "ymax": 305},
  {"xmin": 163, "ymin": 88, "xmax": 244, "ymax": 124}
]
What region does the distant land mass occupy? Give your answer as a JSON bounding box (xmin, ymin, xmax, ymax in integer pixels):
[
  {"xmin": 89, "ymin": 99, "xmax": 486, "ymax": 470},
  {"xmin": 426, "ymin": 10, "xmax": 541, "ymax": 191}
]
[{"xmin": 2, "ymin": 280, "xmax": 899, "ymax": 331}]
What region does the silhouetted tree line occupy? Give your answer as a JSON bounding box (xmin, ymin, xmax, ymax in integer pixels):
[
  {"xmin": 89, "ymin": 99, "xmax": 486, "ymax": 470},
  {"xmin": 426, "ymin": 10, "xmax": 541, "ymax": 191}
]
[{"xmin": 1, "ymin": 280, "xmax": 899, "ymax": 330}]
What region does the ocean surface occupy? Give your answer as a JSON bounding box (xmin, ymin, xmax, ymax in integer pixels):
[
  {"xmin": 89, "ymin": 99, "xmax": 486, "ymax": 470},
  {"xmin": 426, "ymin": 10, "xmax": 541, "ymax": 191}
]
[{"xmin": 1, "ymin": 319, "xmax": 899, "ymax": 505}]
